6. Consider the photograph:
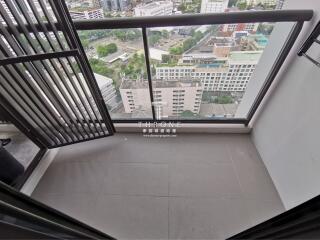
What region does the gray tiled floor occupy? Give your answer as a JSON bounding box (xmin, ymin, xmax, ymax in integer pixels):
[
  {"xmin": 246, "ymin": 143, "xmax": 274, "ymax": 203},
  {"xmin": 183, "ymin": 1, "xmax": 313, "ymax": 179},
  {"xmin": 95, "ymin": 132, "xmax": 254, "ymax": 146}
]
[
  {"xmin": 32, "ymin": 133, "xmax": 285, "ymax": 239},
  {"xmin": 4, "ymin": 132, "xmax": 40, "ymax": 168}
]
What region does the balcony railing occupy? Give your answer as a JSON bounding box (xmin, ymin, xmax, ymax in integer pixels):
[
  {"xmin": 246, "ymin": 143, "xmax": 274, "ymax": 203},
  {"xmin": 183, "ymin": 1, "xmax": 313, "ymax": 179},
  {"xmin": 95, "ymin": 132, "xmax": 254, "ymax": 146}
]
[
  {"xmin": 67, "ymin": 10, "xmax": 312, "ymax": 125},
  {"xmin": 2, "ymin": 7, "xmax": 314, "ymax": 127},
  {"xmin": 0, "ymin": 0, "xmax": 313, "ymax": 194}
]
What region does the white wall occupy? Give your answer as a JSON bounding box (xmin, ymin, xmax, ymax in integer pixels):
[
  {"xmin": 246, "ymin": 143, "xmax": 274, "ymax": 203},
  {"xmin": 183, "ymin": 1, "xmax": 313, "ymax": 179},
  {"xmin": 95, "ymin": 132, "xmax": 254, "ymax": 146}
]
[{"xmin": 251, "ymin": 0, "xmax": 320, "ymax": 210}]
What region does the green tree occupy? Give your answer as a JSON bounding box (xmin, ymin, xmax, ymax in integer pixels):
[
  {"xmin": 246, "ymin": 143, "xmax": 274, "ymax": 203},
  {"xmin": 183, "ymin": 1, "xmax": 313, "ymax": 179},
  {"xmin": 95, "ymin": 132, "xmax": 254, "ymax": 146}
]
[
  {"xmin": 113, "ymin": 30, "xmax": 126, "ymax": 41},
  {"xmin": 193, "ymin": 31, "xmax": 204, "ymax": 41},
  {"xmin": 97, "ymin": 43, "xmax": 118, "ymax": 58},
  {"xmin": 177, "ymin": 3, "xmax": 186, "ymax": 12},
  {"xmin": 180, "ymin": 110, "xmax": 195, "ymax": 117},
  {"xmin": 89, "ymin": 58, "xmax": 114, "ymax": 78},
  {"xmin": 82, "ymin": 39, "xmax": 89, "ymax": 50},
  {"xmin": 106, "ymin": 43, "xmax": 117, "ymax": 53},
  {"xmin": 149, "ymin": 33, "xmax": 161, "ymax": 46},
  {"xmin": 162, "ymin": 30, "xmax": 169, "ymax": 39},
  {"xmin": 121, "ymin": 53, "xmax": 147, "ymax": 79},
  {"xmin": 213, "ymin": 96, "xmax": 234, "ymax": 104},
  {"xmin": 183, "ymin": 38, "xmax": 196, "ymax": 51},
  {"xmin": 228, "ymin": 0, "xmax": 237, "ymax": 7},
  {"xmin": 169, "ymin": 46, "xmax": 183, "ymax": 55},
  {"xmin": 237, "ymin": 0, "xmax": 248, "ymax": 10}
]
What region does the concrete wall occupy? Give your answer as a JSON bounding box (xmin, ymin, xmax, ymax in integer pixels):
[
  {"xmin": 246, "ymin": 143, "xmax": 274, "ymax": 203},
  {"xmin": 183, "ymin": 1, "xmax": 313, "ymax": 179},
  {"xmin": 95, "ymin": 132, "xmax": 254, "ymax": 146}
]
[{"xmin": 251, "ymin": 0, "xmax": 320, "ymax": 210}]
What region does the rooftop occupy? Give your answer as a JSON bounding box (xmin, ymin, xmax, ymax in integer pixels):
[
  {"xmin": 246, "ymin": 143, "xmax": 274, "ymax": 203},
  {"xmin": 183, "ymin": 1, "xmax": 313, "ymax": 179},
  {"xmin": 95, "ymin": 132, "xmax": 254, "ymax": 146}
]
[
  {"xmin": 69, "ymin": 7, "xmax": 101, "ymax": 12},
  {"xmin": 120, "ymin": 79, "xmax": 202, "ymax": 89},
  {"xmin": 94, "ymin": 73, "xmax": 113, "ymax": 88},
  {"xmin": 248, "ymin": 34, "xmax": 269, "ymax": 47},
  {"xmin": 229, "ymin": 51, "xmax": 263, "ymax": 63},
  {"xmin": 135, "ymin": 1, "xmax": 172, "ymax": 10}
]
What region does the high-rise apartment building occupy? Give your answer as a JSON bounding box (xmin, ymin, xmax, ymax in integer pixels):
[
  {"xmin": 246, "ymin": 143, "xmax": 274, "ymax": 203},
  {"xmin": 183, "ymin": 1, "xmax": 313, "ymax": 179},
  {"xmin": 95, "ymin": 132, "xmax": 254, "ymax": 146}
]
[
  {"xmin": 69, "ymin": 7, "xmax": 104, "ymax": 19},
  {"xmin": 65, "ymin": 0, "xmax": 101, "ymax": 8},
  {"xmin": 101, "ymin": 0, "xmax": 130, "ymax": 11},
  {"xmin": 200, "ymin": 0, "xmax": 228, "ymax": 13},
  {"xmin": 120, "ymin": 79, "xmax": 202, "ymax": 117},
  {"xmin": 222, "ymin": 9, "xmax": 260, "ymax": 33},
  {"xmin": 134, "ymin": 1, "xmax": 173, "ymax": 17}
]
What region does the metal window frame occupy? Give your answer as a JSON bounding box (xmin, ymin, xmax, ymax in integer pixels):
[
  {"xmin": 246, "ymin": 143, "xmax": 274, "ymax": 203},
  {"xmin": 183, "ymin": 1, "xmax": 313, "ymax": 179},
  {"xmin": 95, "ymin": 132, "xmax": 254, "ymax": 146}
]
[
  {"xmin": 75, "ymin": 10, "xmax": 312, "ymax": 126},
  {"xmin": 0, "ymin": 9, "xmax": 312, "ymax": 188},
  {"xmin": 0, "ymin": 0, "xmax": 115, "ymax": 150},
  {"xmin": 9, "ymin": 10, "xmax": 313, "ymax": 126},
  {"xmin": 0, "ymin": 0, "xmax": 116, "ymax": 190},
  {"xmin": 298, "ymin": 20, "xmax": 320, "ymax": 67}
]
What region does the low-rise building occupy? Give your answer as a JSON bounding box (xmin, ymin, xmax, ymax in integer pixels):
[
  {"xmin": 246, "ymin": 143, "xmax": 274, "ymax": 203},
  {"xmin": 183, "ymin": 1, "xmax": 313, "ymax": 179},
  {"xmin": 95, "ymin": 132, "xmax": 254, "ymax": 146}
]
[{"xmin": 207, "ymin": 37, "xmax": 236, "ymax": 57}]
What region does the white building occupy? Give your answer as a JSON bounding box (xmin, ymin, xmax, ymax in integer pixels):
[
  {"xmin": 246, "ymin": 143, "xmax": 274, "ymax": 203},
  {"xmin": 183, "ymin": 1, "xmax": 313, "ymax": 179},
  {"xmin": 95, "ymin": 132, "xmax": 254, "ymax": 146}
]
[
  {"xmin": 65, "ymin": 0, "xmax": 101, "ymax": 8},
  {"xmin": 69, "ymin": 7, "xmax": 104, "ymax": 19},
  {"xmin": 221, "ymin": 22, "xmax": 259, "ymax": 33},
  {"xmin": 156, "ymin": 51, "xmax": 262, "ymax": 92},
  {"xmin": 245, "ymin": 0, "xmax": 277, "ymax": 6},
  {"xmin": 134, "ymin": 1, "xmax": 173, "ymax": 17},
  {"xmin": 200, "ymin": 0, "xmax": 228, "ymax": 13},
  {"xmin": 120, "ymin": 79, "xmax": 202, "ymax": 117},
  {"xmin": 222, "ymin": 9, "xmax": 260, "ymax": 33},
  {"xmin": 94, "ymin": 74, "xmax": 119, "ymax": 111}
]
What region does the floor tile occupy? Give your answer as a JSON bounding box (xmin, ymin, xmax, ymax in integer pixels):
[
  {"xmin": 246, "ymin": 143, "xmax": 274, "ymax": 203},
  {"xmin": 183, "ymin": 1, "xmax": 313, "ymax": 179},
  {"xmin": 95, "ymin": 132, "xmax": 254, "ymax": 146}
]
[
  {"xmin": 169, "ymin": 197, "xmax": 252, "ymax": 239},
  {"xmin": 32, "ymin": 160, "xmax": 106, "ymax": 195},
  {"xmin": 169, "ymin": 163, "xmax": 242, "ymax": 197},
  {"xmin": 32, "ymin": 193, "xmax": 99, "ymax": 227},
  {"xmin": 103, "ymin": 163, "xmax": 169, "ymax": 196},
  {"xmin": 244, "ymin": 198, "xmax": 285, "ymax": 227},
  {"xmin": 229, "ymin": 142, "xmax": 281, "ymax": 201},
  {"xmin": 171, "ymin": 134, "xmax": 232, "ymax": 165},
  {"xmin": 92, "ymin": 195, "xmax": 168, "ymax": 239},
  {"xmin": 53, "ymin": 137, "xmax": 117, "ymax": 163},
  {"xmin": 106, "ymin": 135, "xmax": 177, "ymax": 164},
  {"xmin": 31, "ymin": 133, "xmax": 284, "ymax": 240}
]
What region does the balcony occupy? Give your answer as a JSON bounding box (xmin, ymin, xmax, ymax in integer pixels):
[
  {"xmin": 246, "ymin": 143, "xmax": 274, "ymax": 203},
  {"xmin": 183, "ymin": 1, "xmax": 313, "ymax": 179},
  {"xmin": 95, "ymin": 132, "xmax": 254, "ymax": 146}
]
[
  {"xmin": 0, "ymin": 0, "xmax": 319, "ymax": 239},
  {"xmin": 30, "ymin": 132, "xmax": 284, "ymax": 239}
]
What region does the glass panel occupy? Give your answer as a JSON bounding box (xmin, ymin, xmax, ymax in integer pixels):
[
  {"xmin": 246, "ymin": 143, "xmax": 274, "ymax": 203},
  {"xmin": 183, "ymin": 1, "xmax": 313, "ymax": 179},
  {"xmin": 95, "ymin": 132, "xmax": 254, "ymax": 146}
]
[
  {"xmin": 147, "ymin": 22, "xmax": 289, "ymax": 120},
  {"xmin": 78, "ymin": 29, "xmax": 153, "ymax": 119}
]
